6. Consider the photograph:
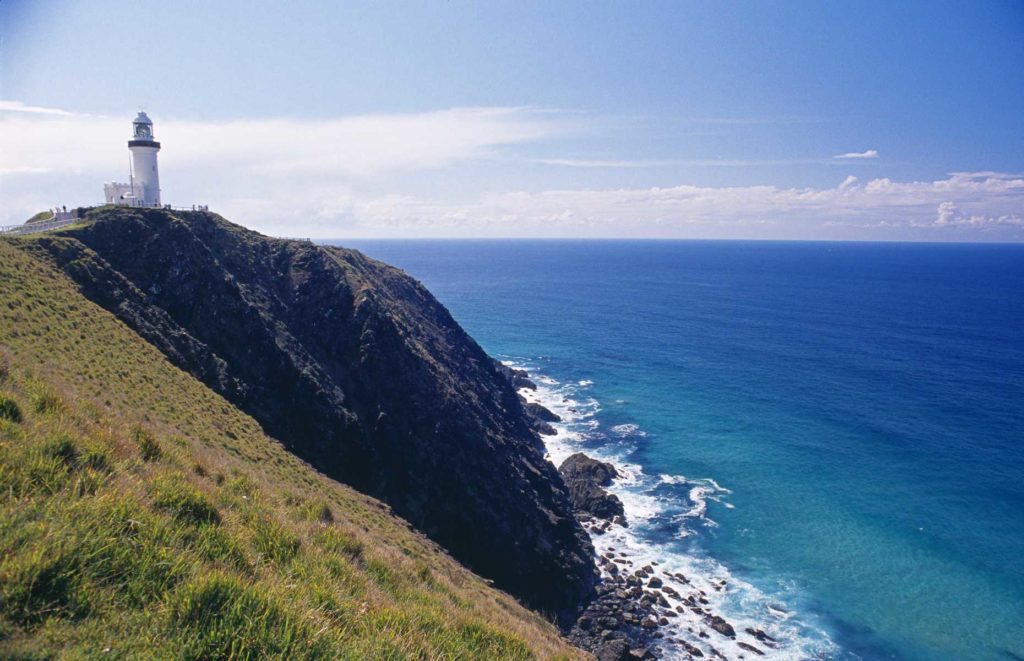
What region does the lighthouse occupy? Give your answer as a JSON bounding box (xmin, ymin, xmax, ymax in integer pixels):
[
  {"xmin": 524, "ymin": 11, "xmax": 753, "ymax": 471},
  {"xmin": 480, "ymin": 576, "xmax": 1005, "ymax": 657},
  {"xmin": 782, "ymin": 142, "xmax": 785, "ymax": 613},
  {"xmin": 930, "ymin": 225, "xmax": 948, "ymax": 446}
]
[
  {"xmin": 104, "ymin": 111, "xmax": 162, "ymax": 207},
  {"xmin": 128, "ymin": 111, "xmax": 161, "ymax": 206}
]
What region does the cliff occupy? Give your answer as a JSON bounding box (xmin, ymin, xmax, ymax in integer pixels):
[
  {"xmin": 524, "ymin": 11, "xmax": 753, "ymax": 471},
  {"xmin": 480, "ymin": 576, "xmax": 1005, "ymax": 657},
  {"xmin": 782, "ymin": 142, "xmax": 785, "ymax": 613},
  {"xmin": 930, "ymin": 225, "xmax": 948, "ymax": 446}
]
[
  {"xmin": 0, "ymin": 238, "xmax": 585, "ymax": 658},
  {"xmin": 13, "ymin": 206, "xmax": 596, "ymax": 617}
]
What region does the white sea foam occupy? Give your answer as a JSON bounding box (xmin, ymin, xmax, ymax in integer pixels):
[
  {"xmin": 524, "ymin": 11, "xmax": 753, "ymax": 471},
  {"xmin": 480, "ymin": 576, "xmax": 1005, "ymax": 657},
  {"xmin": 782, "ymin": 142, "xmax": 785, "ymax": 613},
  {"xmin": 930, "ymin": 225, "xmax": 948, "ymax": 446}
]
[
  {"xmin": 505, "ymin": 359, "xmax": 839, "ymax": 660},
  {"xmin": 610, "ymin": 423, "xmax": 647, "ymax": 437}
]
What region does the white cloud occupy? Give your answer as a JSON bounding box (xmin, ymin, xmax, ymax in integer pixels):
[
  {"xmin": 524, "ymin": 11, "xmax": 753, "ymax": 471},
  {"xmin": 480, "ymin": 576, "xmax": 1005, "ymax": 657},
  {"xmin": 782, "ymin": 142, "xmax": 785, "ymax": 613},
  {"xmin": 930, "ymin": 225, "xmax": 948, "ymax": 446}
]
[
  {"xmin": 2, "ymin": 102, "xmax": 1021, "ymax": 240},
  {"xmin": 0, "ymin": 105, "xmax": 569, "ymax": 180},
  {"xmin": 535, "ymin": 157, "xmax": 878, "ymax": 168},
  {"xmin": 532, "ymin": 158, "xmax": 673, "ymax": 168},
  {"xmin": 948, "ymin": 171, "xmax": 1024, "ymax": 180},
  {"xmin": 0, "ymin": 166, "xmax": 51, "ymax": 176},
  {"xmin": 682, "ymin": 116, "xmax": 823, "ymax": 126},
  {"xmin": 837, "ymin": 175, "xmax": 859, "ymax": 192},
  {"xmin": 343, "ymin": 172, "xmax": 1024, "ymax": 238},
  {"xmin": 932, "ymin": 201, "xmax": 1023, "ymax": 228},
  {"xmin": 834, "ymin": 149, "xmax": 879, "ymax": 160},
  {"xmin": 0, "ymin": 100, "xmax": 74, "ymax": 116}
]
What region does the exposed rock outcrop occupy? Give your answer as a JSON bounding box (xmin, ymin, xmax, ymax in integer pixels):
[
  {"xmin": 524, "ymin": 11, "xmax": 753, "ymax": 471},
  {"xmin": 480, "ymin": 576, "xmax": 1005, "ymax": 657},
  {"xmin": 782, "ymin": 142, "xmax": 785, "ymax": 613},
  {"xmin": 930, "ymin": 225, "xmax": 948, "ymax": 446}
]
[
  {"xmin": 525, "ymin": 401, "xmax": 560, "ymax": 423},
  {"xmin": 524, "ymin": 401, "xmax": 560, "ymax": 436},
  {"xmin": 494, "ymin": 361, "xmax": 538, "ymax": 391},
  {"xmin": 595, "ymin": 639, "xmax": 632, "ymax": 660},
  {"xmin": 559, "ymin": 452, "xmax": 626, "ymax": 522},
  {"xmin": 19, "ymin": 207, "xmax": 597, "ymax": 617}
]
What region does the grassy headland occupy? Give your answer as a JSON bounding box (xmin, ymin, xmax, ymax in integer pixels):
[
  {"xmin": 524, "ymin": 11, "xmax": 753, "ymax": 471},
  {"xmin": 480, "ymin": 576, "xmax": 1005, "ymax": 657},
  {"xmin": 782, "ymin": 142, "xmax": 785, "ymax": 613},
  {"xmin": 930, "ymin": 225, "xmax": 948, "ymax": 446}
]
[
  {"xmin": 24, "ymin": 211, "xmax": 55, "ymax": 225},
  {"xmin": 0, "ymin": 238, "xmax": 582, "ymax": 659}
]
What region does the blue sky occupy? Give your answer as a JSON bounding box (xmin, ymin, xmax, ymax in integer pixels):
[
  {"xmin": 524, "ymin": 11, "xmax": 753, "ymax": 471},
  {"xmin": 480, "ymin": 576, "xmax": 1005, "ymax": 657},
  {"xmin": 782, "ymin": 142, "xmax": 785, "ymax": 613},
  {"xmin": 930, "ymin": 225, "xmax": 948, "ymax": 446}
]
[{"xmin": 2, "ymin": 0, "xmax": 1022, "ymax": 239}]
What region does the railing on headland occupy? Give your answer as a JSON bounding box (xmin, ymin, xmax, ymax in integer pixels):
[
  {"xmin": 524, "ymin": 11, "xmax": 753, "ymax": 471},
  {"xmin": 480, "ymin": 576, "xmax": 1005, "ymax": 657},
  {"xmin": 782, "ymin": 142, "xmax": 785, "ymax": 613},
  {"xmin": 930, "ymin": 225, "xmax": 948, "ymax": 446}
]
[
  {"xmin": 112, "ymin": 204, "xmax": 211, "ymax": 212},
  {"xmin": 0, "ymin": 210, "xmax": 79, "ymax": 236},
  {"xmin": 0, "ymin": 204, "xmax": 217, "ymax": 237},
  {"xmin": 1, "ymin": 207, "xmax": 313, "ymax": 243},
  {"xmin": 163, "ymin": 205, "xmax": 212, "ymax": 212}
]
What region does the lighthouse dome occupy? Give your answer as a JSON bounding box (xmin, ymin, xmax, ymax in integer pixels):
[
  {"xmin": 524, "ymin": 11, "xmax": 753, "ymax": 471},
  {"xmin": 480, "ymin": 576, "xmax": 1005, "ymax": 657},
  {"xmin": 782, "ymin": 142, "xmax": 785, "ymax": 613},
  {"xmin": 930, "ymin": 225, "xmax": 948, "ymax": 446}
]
[{"xmin": 131, "ymin": 111, "xmax": 157, "ymax": 141}]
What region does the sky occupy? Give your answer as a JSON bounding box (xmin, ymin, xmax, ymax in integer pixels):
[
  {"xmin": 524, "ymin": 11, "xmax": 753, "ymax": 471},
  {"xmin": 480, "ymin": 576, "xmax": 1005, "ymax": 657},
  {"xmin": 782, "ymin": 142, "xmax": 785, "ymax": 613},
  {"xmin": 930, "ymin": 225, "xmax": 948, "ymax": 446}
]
[{"xmin": 1, "ymin": 0, "xmax": 1023, "ymax": 240}]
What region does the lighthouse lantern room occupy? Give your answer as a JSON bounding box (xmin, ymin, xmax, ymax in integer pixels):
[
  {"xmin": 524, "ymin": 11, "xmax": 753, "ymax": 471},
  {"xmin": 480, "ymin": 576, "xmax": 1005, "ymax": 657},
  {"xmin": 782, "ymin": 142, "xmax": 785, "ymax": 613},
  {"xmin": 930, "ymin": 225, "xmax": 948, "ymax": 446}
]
[{"xmin": 104, "ymin": 111, "xmax": 162, "ymax": 207}]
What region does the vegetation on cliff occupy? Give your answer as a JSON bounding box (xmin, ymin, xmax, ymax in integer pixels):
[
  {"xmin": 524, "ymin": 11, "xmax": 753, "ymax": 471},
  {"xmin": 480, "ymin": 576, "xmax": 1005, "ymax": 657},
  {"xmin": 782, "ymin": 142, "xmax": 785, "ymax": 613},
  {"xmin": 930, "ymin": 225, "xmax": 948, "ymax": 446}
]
[
  {"xmin": 13, "ymin": 206, "xmax": 596, "ymax": 617},
  {"xmin": 0, "ymin": 238, "xmax": 584, "ymax": 658},
  {"xmin": 24, "ymin": 211, "xmax": 55, "ymax": 225}
]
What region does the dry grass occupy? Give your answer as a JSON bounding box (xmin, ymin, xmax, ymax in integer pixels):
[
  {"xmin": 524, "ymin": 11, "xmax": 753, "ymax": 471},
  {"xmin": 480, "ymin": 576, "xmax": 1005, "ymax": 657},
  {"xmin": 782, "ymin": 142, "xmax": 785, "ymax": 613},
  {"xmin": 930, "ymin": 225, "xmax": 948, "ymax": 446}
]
[{"xmin": 0, "ymin": 239, "xmax": 584, "ymax": 659}]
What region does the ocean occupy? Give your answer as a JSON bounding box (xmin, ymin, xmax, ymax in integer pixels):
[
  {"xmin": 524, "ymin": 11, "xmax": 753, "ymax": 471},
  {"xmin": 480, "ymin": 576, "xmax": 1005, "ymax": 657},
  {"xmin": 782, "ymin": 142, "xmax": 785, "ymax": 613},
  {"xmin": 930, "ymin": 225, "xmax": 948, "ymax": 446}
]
[{"xmin": 340, "ymin": 239, "xmax": 1024, "ymax": 661}]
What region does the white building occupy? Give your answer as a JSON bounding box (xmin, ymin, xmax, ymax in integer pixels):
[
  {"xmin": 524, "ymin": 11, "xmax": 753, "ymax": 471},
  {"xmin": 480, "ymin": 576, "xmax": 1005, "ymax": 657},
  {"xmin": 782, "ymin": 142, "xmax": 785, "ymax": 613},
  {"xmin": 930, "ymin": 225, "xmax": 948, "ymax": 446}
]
[{"xmin": 104, "ymin": 111, "xmax": 162, "ymax": 207}]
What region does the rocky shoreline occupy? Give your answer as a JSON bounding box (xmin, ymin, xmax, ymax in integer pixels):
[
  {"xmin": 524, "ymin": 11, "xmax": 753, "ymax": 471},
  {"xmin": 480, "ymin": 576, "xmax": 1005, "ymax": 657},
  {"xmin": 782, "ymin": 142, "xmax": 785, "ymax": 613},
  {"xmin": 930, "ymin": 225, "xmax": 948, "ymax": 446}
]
[
  {"xmin": 505, "ymin": 362, "xmax": 776, "ymax": 660},
  {"xmin": 565, "ymin": 453, "xmax": 777, "ymax": 661}
]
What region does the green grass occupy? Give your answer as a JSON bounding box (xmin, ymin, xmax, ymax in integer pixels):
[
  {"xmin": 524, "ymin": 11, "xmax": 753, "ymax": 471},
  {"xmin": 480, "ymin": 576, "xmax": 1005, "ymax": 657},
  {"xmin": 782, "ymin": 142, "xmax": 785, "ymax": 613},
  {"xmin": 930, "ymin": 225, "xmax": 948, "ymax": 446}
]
[
  {"xmin": 0, "ymin": 239, "xmax": 581, "ymax": 659},
  {"xmin": 168, "ymin": 572, "xmax": 331, "ymax": 660},
  {"xmin": 29, "ymin": 386, "xmax": 62, "ymax": 415},
  {"xmin": 250, "ymin": 515, "xmax": 301, "ymax": 564},
  {"xmin": 316, "ymin": 525, "xmax": 364, "ymax": 560},
  {"xmin": 0, "ymin": 393, "xmax": 21, "ymax": 422},
  {"xmin": 131, "ymin": 424, "xmax": 162, "ymax": 461},
  {"xmin": 151, "ymin": 476, "xmax": 221, "ymax": 525},
  {"xmin": 25, "ymin": 210, "xmax": 54, "ymax": 225},
  {"xmin": 301, "ymin": 499, "xmax": 335, "ymax": 524}
]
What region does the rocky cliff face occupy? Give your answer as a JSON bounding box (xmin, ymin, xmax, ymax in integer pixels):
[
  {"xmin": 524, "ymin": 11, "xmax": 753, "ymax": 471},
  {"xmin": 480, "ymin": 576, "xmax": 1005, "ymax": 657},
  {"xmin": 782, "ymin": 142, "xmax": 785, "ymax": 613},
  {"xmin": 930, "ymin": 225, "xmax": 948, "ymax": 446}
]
[{"xmin": 20, "ymin": 207, "xmax": 596, "ymax": 616}]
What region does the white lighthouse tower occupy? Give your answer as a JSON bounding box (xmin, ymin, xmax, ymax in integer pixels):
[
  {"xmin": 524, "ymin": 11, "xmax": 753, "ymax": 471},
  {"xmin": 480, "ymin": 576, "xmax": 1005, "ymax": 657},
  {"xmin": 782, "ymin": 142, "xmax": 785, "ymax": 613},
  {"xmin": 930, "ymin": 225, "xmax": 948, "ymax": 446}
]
[
  {"xmin": 128, "ymin": 111, "xmax": 161, "ymax": 206},
  {"xmin": 104, "ymin": 111, "xmax": 162, "ymax": 207}
]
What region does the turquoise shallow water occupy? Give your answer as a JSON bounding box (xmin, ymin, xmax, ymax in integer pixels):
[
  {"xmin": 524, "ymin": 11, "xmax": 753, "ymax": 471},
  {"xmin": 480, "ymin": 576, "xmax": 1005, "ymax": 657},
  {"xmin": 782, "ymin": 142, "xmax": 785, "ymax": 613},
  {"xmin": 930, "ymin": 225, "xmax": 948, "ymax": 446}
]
[{"xmin": 342, "ymin": 239, "xmax": 1024, "ymax": 660}]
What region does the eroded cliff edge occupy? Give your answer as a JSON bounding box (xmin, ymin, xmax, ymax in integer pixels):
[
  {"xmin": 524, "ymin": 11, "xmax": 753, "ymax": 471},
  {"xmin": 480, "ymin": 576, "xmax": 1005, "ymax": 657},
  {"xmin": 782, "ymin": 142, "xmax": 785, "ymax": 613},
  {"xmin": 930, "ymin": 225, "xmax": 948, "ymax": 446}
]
[{"xmin": 17, "ymin": 206, "xmax": 596, "ymax": 617}]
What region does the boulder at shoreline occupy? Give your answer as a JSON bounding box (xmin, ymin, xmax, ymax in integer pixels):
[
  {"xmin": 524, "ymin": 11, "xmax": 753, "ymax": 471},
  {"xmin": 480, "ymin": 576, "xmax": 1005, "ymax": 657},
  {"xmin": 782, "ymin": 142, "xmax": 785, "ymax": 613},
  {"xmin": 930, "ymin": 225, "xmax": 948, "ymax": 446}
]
[{"xmin": 559, "ymin": 453, "xmax": 626, "ymax": 522}]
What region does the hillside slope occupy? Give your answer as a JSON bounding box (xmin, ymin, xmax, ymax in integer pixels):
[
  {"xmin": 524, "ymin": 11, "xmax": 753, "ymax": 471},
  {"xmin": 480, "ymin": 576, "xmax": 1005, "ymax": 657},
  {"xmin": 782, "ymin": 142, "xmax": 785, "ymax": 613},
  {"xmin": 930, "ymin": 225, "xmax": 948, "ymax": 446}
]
[
  {"xmin": 15, "ymin": 206, "xmax": 596, "ymax": 617},
  {"xmin": 0, "ymin": 238, "xmax": 584, "ymax": 659}
]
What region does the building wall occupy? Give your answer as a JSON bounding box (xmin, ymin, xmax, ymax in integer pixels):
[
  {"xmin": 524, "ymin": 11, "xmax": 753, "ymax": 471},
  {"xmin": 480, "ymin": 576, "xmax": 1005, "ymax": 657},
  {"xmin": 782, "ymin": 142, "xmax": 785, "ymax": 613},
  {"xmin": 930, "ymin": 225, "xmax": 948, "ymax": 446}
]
[
  {"xmin": 130, "ymin": 147, "xmax": 160, "ymax": 206},
  {"xmin": 104, "ymin": 182, "xmax": 137, "ymax": 205}
]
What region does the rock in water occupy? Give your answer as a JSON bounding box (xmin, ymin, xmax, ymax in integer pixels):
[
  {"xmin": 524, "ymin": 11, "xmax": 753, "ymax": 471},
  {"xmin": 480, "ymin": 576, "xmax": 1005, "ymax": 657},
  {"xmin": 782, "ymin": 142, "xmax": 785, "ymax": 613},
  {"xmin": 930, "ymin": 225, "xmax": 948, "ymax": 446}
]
[
  {"xmin": 562, "ymin": 452, "xmax": 618, "ymax": 486},
  {"xmin": 738, "ymin": 642, "xmax": 765, "ymax": 655},
  {"xmin": 594, "ymin": 639, "xmax": 632, "ymax": 661},
  {"xmin": 493, "ymin": 360, "xmax": 538, "ymax": 390},
  {"xmin": 525, "ymin": 401, "xmax": 561, "ymax": 422},
  {"xmin": 745, "ymin": 627, "xmax": 776, "ymax": 643},
  {"xmin": 559, "ymin": 452, "xmax": 627, "ymax": 522},
  {"xmin": 20, "ymin": 207, "xmax": 597, "ymax": 617},
  {"xmin": 522, "ymin": 401, "xmax": 561, "ymax": 435},
  {"xmin": 707, "ymin": 615, "xmax": 736, "ymax": 638}
]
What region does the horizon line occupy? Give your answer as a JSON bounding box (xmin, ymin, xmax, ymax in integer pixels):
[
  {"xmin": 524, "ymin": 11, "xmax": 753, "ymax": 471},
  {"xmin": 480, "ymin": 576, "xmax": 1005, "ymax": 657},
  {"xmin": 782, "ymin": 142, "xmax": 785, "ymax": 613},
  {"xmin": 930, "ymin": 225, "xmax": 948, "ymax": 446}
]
[{"xmin": 318, "ymin": 236, "xmax": 1024, "ymax": 246}]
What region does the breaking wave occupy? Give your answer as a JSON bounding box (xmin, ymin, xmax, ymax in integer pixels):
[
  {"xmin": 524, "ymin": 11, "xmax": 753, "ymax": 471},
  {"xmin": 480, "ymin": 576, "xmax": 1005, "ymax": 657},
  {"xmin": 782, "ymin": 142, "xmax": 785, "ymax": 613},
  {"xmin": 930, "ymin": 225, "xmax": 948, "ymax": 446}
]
[{"xmin": 504, "ymin": 358, "xmax": 840, "ymax": 660}]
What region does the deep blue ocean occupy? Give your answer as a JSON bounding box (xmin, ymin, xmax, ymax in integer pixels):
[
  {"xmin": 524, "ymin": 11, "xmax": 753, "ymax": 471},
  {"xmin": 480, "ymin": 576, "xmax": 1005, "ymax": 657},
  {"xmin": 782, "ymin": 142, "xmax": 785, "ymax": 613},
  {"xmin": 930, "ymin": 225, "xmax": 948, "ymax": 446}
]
[{"xmin": 341, "ymin": 239, "xmax": 1024, "ymax": 661}]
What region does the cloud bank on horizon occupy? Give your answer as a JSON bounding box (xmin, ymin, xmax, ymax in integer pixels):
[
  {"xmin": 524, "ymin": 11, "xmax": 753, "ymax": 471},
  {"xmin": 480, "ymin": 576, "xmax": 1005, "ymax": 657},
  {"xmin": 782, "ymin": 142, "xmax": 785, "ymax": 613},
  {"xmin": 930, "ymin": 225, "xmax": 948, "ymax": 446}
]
[{"xmin": 2, "ymin": 103, "xmax": 1022, "ymax": 241}]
